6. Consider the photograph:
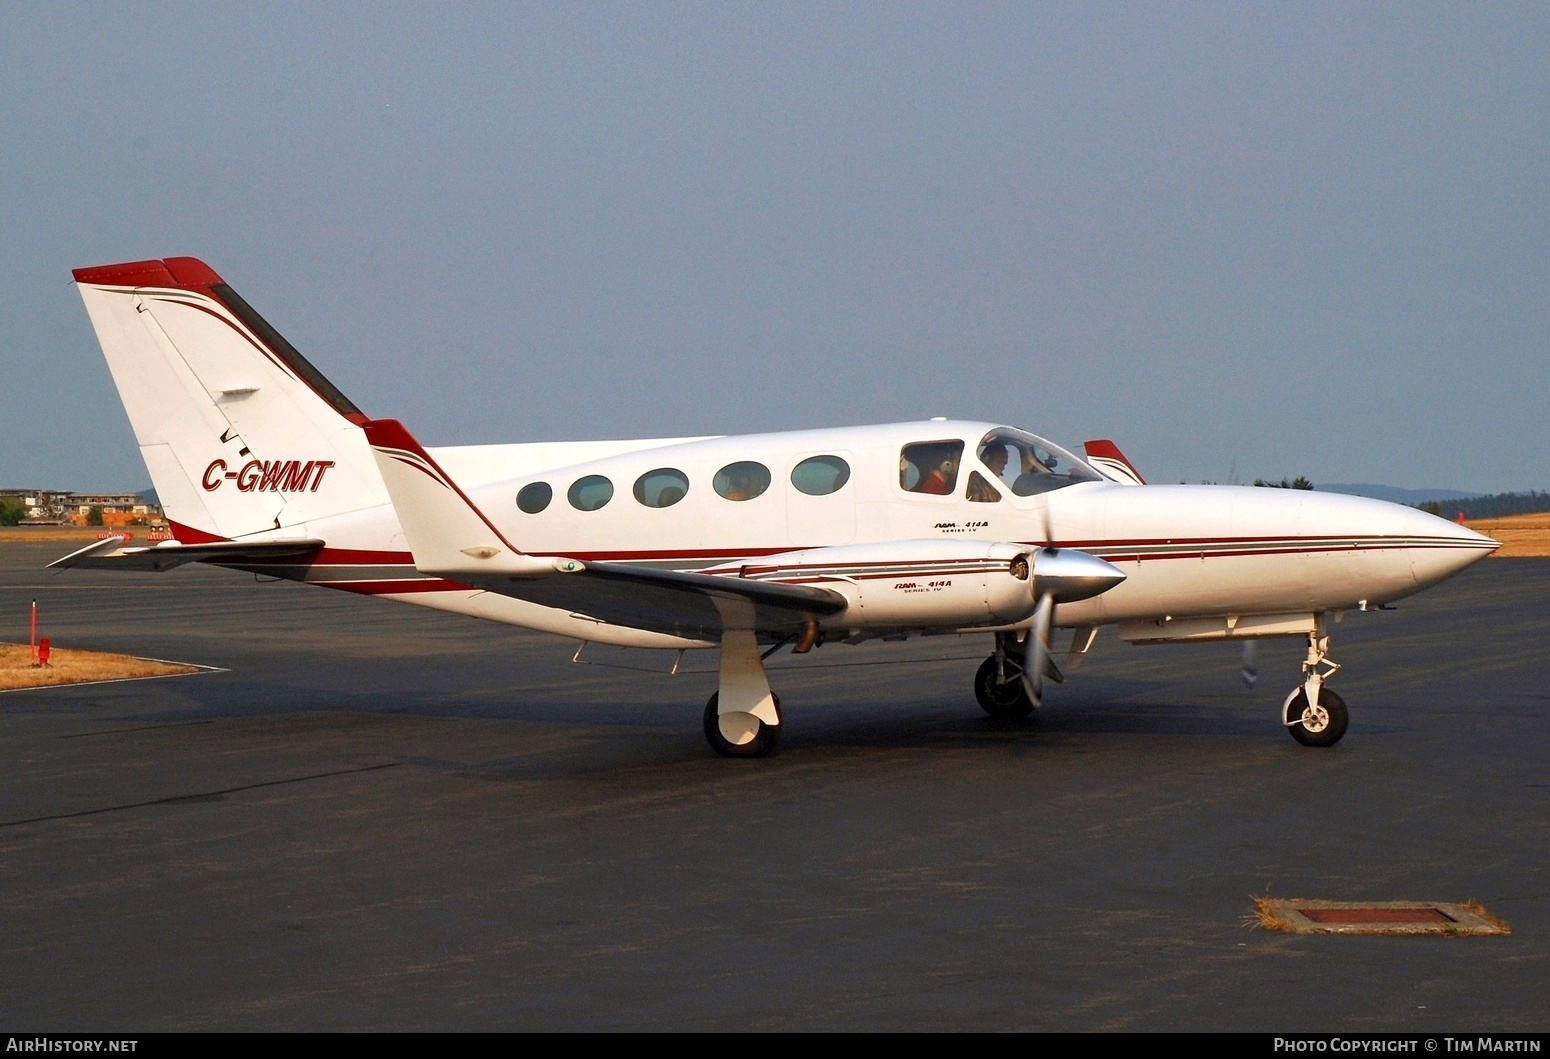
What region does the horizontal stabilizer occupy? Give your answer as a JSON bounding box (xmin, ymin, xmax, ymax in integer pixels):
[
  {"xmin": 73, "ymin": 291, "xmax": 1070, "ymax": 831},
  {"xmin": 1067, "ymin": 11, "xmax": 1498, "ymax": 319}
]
[{"xmin": 49, "ymin": 535, "xmax": 323, "ymax": 572}]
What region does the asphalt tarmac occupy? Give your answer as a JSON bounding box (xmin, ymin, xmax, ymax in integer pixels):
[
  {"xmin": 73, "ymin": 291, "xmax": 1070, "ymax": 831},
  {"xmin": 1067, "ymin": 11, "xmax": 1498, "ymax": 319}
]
[{"xmin": 0, "ymin": 540, "xmax": 1544, "ymax": 1030}]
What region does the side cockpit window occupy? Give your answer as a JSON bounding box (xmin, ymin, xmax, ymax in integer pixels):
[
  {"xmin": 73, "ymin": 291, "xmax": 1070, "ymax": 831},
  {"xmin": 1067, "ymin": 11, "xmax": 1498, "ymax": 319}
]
[
  {"xmin": 978, "ymin": 429, "xmax": 1101, "ymax": 497},
  {"xmin": 900, "ymin": 440, "xmax": 964, "ymax": 496},
  {"xmin": 965, "ymin": 471, "xmax": 1001, "ymax": 503}
]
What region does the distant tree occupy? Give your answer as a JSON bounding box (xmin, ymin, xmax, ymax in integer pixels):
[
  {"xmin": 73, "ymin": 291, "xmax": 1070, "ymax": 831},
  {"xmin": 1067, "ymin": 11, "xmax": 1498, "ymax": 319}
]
[
  {"xmin": 1417, "ymin": 490, "xmax": 1550, "ymax": 520},
  {"xmin": 1291, "ymin": 477, "xmax": 1313, "ymax": 491},
  {"xmin": 0, "ymin": 498, "xmax": 26, "ymax": 526},
  {"xmin": 1253, "ymin": 477, "xmax": 1315, "ymax": 490},
  {"xmin": 86, "ymin": 505, "xmax": 104, "ymax": 527}
]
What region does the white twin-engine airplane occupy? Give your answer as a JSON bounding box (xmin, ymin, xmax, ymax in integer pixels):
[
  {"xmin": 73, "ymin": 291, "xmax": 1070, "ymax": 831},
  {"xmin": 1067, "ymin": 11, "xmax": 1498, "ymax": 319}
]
[{"xmin": 55, "ymin": 257, "xmax": 1498, "ymax": 757}]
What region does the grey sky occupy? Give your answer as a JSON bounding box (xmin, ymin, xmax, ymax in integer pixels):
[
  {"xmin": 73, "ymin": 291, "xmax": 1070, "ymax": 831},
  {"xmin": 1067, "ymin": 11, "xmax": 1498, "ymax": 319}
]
[{"xmin": 2, "ymin": 3, "xmax": 1546, "ymax": 492}]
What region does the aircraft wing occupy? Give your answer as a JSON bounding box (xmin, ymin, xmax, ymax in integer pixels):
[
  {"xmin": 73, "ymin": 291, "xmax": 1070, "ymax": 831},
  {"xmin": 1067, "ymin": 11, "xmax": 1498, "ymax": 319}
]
[
  {"xmin": 448, "ymin": 559, "xmax": 847, "ymax": 642},
  {"xmin": 363, "ymin": 418, "xmax": 846, "ymax": 642},
  {"xmin": 49, "ymin": 535, "xmax": 324, "ymax": 572}
]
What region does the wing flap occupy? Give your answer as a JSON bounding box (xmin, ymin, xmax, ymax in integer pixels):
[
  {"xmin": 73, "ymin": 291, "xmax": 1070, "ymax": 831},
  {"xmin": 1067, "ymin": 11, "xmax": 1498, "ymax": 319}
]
[{"xmin": 449, "ymin": 560, "xmax": 847, "ymax": 641}]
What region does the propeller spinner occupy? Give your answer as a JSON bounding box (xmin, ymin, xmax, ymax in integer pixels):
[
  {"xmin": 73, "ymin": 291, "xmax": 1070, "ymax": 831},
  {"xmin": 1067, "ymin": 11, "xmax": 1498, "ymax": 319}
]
[{"xmin": 1017, "ymin": 506, "xmax": 1126, "ymax": 709}]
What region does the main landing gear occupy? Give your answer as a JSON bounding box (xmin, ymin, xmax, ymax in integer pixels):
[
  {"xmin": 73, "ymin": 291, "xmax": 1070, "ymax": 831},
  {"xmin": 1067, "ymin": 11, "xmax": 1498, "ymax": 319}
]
[
  {"xmin": 1283, "ymin": 619, "xmax": 1349, "ymax": 747},
  {"xmin": 704, "ymin": 691, "xmax": 782, "ymax": 757},
  {"xmin": 704, "ymin": 627, "xmax": 784, "ymax": 758},
  {"xmin": 973, "ymin": 630, "xmax": 1063, "ymax": 720}
]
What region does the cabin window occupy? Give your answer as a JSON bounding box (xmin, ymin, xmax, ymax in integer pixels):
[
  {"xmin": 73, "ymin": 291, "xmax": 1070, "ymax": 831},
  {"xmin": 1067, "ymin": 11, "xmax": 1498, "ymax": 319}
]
[
  {"xmin": 567, "ymin": 474, "xmax": 614, "ymax": 511},
  {"xmin": 516, "ymin": 482, "xmax": 552, "ymax": 514},
  {"xmin": 965, "ymin": 471, "xmax": 1001, "ymax": 503},
  {"xmin": 790, "ymin": 455, "xmax": 851, "ymax": 496},
  {"xmin": 713, "ymin": 461, "xmax": 771, "ymax": 501},
  {"xmin": 900, "ymin": 440, "xmax": 964, "ymax": 495},
  {"xmin": 634, "ymin": 468, "xmax": 690, "ymax": 509},
  {"xmin": 977, "ymin": 429, "xmax": 1102, "ymax": 496}
]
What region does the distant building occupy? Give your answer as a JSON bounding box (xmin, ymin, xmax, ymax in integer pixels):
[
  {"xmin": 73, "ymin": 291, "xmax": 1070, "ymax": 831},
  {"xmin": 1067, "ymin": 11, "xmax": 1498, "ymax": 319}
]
[{"xmin": 0, "ymin": 489, "xmax": 164, "ymax": 527}]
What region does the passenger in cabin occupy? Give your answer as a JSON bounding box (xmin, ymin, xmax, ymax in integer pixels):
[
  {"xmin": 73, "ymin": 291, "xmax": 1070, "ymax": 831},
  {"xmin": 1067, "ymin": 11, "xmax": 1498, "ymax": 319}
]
[
  {"xmin": 920, "ymin": 459, "xmax": 956, "ymax": 495},
  {"xmin": 718, "ymin": 465, "xmax": 762, "ymax": 501},
  {"xmin": 1013, "ymin": 447, "xmax": 1062, "ymax": 494},
  {"xmin": 901, "ymin": 440, "xmax": 964, "ymax": 495}
]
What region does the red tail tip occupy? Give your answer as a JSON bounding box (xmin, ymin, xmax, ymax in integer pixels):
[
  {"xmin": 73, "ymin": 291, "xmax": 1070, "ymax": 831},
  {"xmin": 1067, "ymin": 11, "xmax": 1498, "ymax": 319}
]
[{"xmin": 72, "ymin": 256, "xmax": 226, "ymax": 289}]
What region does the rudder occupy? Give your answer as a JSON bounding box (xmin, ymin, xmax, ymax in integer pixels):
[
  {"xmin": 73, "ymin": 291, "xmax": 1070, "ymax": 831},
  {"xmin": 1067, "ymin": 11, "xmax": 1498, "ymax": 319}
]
[{"xmin": 73, "ymin": 257, "xmax": 389, "ymax": 541}]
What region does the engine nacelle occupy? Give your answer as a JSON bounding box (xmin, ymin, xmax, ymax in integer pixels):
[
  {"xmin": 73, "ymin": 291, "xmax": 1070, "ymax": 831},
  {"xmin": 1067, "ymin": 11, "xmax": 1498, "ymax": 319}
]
[{"xmin": 720, "ymin": 539, "xmax": 1038, "ymax": 631}]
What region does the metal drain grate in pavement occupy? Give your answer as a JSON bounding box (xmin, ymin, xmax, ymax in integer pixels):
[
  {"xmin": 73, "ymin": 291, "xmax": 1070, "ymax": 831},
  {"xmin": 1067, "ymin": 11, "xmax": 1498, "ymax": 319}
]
[{"xmin": 1251, "ymin": 899, "xmax": 1511, "ymax": 935}]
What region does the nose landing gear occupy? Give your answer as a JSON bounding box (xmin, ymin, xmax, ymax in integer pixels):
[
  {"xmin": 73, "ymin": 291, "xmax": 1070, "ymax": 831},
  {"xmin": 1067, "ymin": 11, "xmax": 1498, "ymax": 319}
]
[
  {"xmin": 974, "ymin": 652, "xmax": 1035, "ymax": 719},
  {"xmin": 1284, "ymin": 685, "xmax": 1348, "ymax": 746},
  {"xmin": 1284, "ymin": 619, "xmax": 1348, "ymax": 747},
  {"xmin": 973, "ymin": 630, "xmax": 1058, "ymax": 720}
]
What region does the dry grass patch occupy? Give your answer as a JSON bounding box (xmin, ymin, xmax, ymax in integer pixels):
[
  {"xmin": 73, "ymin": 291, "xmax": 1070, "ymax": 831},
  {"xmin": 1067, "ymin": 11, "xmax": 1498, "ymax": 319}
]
[
  {"xmin": 0, "ymin": 642, "xmax": 201, "ymax": 691},
  {"xmin": 1466, "ymin": 512, "xmax": 1550, "ymax": 557}
]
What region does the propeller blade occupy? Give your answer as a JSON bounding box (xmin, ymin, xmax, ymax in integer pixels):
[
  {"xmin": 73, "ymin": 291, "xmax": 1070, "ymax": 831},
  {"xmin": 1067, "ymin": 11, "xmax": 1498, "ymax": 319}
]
[
  {"xmin": 1240, "ymin": 639, "xmax": 1258, "ymax": 688},
  {"xmin": 1021, "ymin": 592, "xmax": 1055, "ymax": 708}
]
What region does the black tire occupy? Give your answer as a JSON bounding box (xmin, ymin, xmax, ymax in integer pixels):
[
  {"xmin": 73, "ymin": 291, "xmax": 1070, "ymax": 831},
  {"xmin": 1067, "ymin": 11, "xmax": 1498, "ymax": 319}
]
[
  {"xmin": 703, "ymin": 692, "xmax": 782, "ymax": 758},
  {"xmin": 1284, "ymin": 686, "xmax": 1349, "ymax": 747},
  {"xmin": 974, "ymin": 655, "xmax": 1035, "ymax": 720}
]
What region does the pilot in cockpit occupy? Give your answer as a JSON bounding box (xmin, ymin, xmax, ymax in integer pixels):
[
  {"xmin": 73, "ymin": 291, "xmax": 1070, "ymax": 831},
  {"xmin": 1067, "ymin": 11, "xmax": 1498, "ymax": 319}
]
[
  {"xmin": 981, "ymin": 443, "xmax": 1009, "ymax": 480},
  {"xmin": 968, "ymin": 443, "xmax": 1009, "ymax": 502}
]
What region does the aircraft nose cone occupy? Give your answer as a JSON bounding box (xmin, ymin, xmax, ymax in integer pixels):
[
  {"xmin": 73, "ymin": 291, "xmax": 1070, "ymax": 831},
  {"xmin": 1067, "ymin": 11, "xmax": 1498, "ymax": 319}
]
[
  {"xmin": 1402, "ymin": 506, "xmax": 1500, "ymax": 586},
  {"xmin": 1033, "ymin": 548, "xmax": 1127, "ymax": 603}
]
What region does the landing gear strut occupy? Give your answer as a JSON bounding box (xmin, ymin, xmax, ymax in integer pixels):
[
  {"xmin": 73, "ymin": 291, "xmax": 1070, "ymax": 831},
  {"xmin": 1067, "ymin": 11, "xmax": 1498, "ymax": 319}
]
[
  {"xmin": 704, "ymin": 625, "xmax": 783, "ymax": 757},
  {"xmin": 1284, "ymin": 618, "xmax": 1349, "ymax": 747},
  {"xmin": 974, "ymin": 631, "xmax": 1036, "ymax": 720}
]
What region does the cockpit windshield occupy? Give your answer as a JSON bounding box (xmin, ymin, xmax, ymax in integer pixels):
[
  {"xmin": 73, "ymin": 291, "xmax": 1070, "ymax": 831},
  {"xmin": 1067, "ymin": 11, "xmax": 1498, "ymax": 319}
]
[{"xmin": 976, "ymin": 428, "xmax": 1102, "ymax": 497}]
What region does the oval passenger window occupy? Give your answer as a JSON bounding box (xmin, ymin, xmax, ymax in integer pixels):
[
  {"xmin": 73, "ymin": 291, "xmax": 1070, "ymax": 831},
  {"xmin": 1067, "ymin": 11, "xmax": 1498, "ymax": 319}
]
[
  {"xmin": 567, "ymin": 475, "xmax": 614, "ymax": 512},
  {"xmin": 713, "ymin": 461, "xmax": 771, "ymax": 502},
  {"xmin": 633, "ymin": 468, "xmax": 690, "ymax": 509},
  {"xmin": 790, "ymin": 455, "xmax": 851, "ymax": 496},
  {"xmin": 516, "ymin": 482, "xmax": 552, "ymax": 514}
]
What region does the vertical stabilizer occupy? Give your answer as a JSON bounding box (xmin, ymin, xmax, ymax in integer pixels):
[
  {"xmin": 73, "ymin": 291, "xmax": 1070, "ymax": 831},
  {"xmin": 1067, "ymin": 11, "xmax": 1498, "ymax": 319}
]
[
  {"xmin": 73, "ymin": 258, "xmax": 389, "ymax": 541},
  {"xmin": 1083, "ymin": 439, "xmax": 1146, "ymax": 486}
]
